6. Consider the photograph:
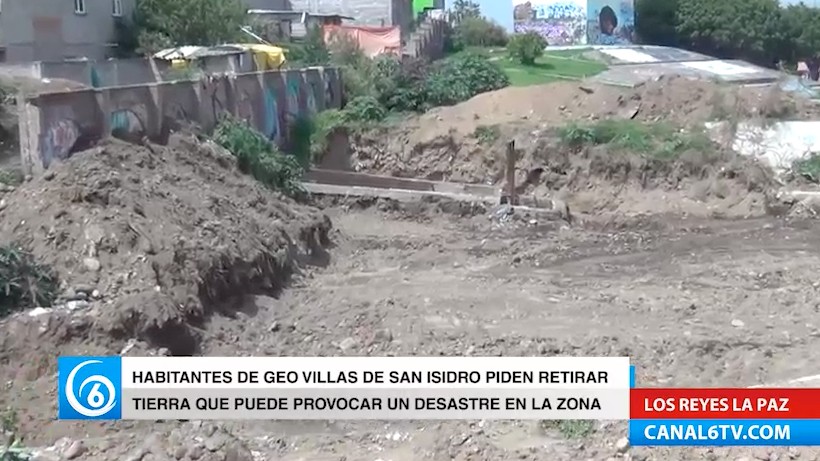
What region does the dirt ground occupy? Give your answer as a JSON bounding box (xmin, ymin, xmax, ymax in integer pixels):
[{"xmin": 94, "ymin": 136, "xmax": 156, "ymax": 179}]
[
  {"xmin": 3, "ymin": 202, "xmax": 820, "ymax": 461},
  {"xmin": 2, "ymin": 75, "xmax": 820, "ymax": 461},
  {"xmin": 345, "ymin": 77, "xmax": 820, "ymax": 190}
]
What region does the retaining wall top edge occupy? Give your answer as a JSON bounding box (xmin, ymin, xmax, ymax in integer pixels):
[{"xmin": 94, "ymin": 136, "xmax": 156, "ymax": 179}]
[{"xmin": 25, "ymin": 66, "xmax": 342, "ymax": 103}]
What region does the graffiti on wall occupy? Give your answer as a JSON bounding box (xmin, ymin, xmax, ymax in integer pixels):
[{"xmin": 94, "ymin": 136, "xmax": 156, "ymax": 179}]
[
  {"xmin": 236, "ymin": 89, "xmax": 257, "ymax": 127},
  {"xmin": 29, "ymin": 69, "xmax": 340, "ymax": 173},
  {"xmin": 111, "ymin": 108, "xmax": 146, "ymax": 135},
  {"xmin": 513, "ymin": 0, "xmax": 587, "ymax": 45},
  {"xmin": 285, "ymin": 75, "xmax": 301, "ymax": 124},
  {"xmin": 202, "ymin": 76, "xmax": 229, "ymax": 122},
  {"xmin": 41, "ymin": 116, "xmax": 79, "ymax": 169},
  {"xmin": 586, "ymin": 0, "xmax": 634, "ymax": 45},
  {"xmin": 262, "ymin": 87, "xmax": 280, "ymax": 143},
  {"xmin": 306, "ymin": 80, "xmax": 318, "ymax": 115}
]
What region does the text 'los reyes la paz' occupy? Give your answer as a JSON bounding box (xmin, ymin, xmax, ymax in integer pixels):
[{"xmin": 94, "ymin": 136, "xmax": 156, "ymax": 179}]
[{"xmin": 644, "ymin": 397, "xmax": 789, "ymax": 413}]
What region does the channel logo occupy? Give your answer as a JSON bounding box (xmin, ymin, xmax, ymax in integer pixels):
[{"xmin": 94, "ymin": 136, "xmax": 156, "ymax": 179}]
[{"xmin": 58, "ymin": 356, "xmax": 122, "ymax": 420}]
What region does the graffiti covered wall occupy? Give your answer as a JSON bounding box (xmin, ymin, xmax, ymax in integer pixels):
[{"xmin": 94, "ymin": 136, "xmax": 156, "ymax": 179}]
[
  {"xmin": 586, "ymin": 0, "xmax": 634, "ymax": 45},
  {"xmin": 513, "ymin": 0, "xmax": 587, "ymax": 45},
  {"xmin": 18, "ymin": 67, "xmax": 343, "ymax": 176}
]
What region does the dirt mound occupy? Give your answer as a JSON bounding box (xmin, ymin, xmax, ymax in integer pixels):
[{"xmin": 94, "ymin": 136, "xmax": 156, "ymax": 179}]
[
  {"xmin": 396, "ymin": 76, "xmax": 819, "ymax": 139},
  {"xmin": 340, "ymin": 76, "xmax": 807, "ymax": 217},
  {"xmin": 0, "ymin": 134, "xmax": 331, "ymax": 361}
]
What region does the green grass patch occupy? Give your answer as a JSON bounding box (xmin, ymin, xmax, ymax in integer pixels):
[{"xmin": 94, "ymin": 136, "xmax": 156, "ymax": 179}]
[
  {"xmin": 473, "ymin": 124, "xmax": 501, "ymax": 145},
  {"xmin": 793, "ymin": 154, "xmax": 820, "ymax": 182},
  {"xmin": 455, "ymin": 47, "xmax": 607, "ymax": 86},
  {"xmin": 213, "ymin": 116, "xmax": 306, "ymax": 198},
  {"xmin": 0, "ymin": 169, "xmax": 21, "ymax": 186},
  {"xmin": 0, "ymin": 244, "xmax": 58, "ymax": 318},
  {"xmin": 558, "ymin": 119, "xmax": 714, "ymax": 159}
]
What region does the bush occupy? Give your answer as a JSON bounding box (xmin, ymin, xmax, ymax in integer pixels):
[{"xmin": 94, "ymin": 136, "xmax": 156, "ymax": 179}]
[
  {"xmin": 213, "ymin": 116, "xmax": 306, "ymax": 198},
  {"xmin": 326, "ymin": 32, "xmax": 379, "ymax": 101},
  {"xmin": 507, "ymin": 32, "xmax": 548, "ymax": 65},
  {"xmin": 288, "ymin": 116, "xmax": 315, "ymax": 169},
  {"xmin": 425, "ymin": 52, "xmax": 510, "ymax": 106},
  {"xmin": 372, "ymin": 55, "xmax": 431, "ymax": 112},
  {"xmin": 454, "ymin": 17, "xmax": 509, "ymax": 48},
  {"xmin": 344, "ymin": 95, "xmax": 388, "ymax": 122},
  {"xmin": 557, "ymin": 120, "xmax": 714, "ymax": 159},
  {"xmin": 310, "ymin": 109, "xmax": 348, "ymax": 162},
  {"xmin": 291, "ymin": 25, "xmax": 330, "ymax": 66},
  {"xmin": 0, "ymin": 244, "xmax": 58, "ymax": 318}
]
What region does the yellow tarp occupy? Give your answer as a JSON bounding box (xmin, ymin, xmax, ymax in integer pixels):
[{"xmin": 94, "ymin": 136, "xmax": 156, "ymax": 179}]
[
  {"xmin": 171, "ymin": 59, "xmax": 188, "ymax": 69},
  {"xmin": 243, "ymin": 44, "xmax": 287, "ymax": 70}
]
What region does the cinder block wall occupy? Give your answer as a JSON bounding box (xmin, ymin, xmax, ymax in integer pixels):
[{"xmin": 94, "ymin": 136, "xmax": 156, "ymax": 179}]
[
  {"xmin": 18, "ymin": 67, "xmax": 343, "ymax": 176},
  {"xmin": 289, "ymin": 0, "xmax": 392, "ymax": 26}
]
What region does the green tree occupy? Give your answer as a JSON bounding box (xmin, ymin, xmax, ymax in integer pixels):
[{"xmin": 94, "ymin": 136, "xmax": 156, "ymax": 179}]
[
  {"xmin": 635, "ymin": 0, "xmax": 679, "ymax": 47},
  {"xmin": 507, "ymin": 32, "xmax": 548, "ymax": 65},
  {"xmin": 675, "ymin": 0, "xmax": 782, "ymax": 65},
  {"xmin": 777, "ymin": 5, "xmax": 820, "ymax": 63},
  {"xmin": 450, "ymin": 0, "xmax": 481, "ymax": 24},
  {"xmin": 454, "ymin": 16, "xmax": 509, "ymax": 48},
  {"xmin": 132, "ymin": 0, "xmax": 249, "ymax": 54},
  {"xmin": 286, "ymin": 25, "xmax": 331, "ymax": 67}
]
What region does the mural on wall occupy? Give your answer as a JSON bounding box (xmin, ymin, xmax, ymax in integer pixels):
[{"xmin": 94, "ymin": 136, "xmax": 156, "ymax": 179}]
[
  {"xmin": 202, "ymin": 76, "xmax": 230, "ymax": 123},
  {"xmin": 41, "ymin": 116, "xmax": 79, "ymax": 169},
  {"xmin": 236, "ymin": 89, "xmax": 257, "ymax": 127},
  {"xmin": 513, "ymin": 0, "xmax": 587, "ymax": 45},
  {"xmin": 285, "ymin": 74, "xmax": 301, "ymax": 125},
  {"xmin": 111, "ymin": 108, "xmax": 146, "ymax": 135},
  {"xmin": 586, "ymin": 0, "xmax": 634, "ymax": 45},
  {"xmin": 306, "ymin": 80, "xmax": 318, "ymax": 115},
  {"xmin": 28, "ymin": 69, "xmax": 341, "ymax": 174},
  {"xmin": 262, "ymin": 87, "xmax": 280, "ymax": 143}
]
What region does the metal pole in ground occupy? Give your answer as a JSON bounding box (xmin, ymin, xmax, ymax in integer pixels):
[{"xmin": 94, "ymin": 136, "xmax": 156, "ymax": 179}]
[{"xmin": 505, "ymin": 140, "xmax": 517, "ymax": 206}]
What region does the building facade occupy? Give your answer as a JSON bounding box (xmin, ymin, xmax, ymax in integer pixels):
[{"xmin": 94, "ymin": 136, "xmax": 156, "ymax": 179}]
[
  {"xmin": 287, "ymin": 0, "xmax": 413, "ymax": 30},
  {"xmin": 0, "ymin": 0, "xmax": 136, "ymax": 62},
  {"xmin": 447, "ymin": 0, "xmax": 635, "ymax": 46}
]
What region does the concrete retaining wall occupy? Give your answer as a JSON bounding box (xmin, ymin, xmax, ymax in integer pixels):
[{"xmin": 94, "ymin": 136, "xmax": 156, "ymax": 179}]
[
  {"xmin": 18, "ymin": 67, "xmax": 343, "ymax": 176},
  {"xmin": 0, "ymin": 58, "xmax": 169, "ymax": 88},
  {"xmin": 0, "ymin": 55, "xmax": 254, "ymax": 88}
]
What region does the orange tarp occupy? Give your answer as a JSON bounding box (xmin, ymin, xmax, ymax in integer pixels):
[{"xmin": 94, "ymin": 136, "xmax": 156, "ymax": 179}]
[{"xmin": 323, "ymin": 25, "xmax": 401, "ymax": 57}]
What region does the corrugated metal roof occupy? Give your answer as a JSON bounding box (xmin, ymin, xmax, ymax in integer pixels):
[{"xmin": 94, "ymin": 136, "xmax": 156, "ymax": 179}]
[
  {"xmin": 153, "ymin": 45, "xmax": 246, "ymax": 60},
  {"xmin": 153, "ymin": 46, "xmax": 204, "ymax": 60}
]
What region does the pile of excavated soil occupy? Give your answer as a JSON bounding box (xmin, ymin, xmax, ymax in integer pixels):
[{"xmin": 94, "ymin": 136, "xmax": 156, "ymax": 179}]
[
  {"xmin": 0, "ymin": 134, "xmax": 331, "ymax": 371},
  {"xmin": 342, "ymin": 76, "xmax": 805, "ymax": 217},
  {"xmin": 404, "ymin": 75, "xmax": 820, "ymax": 137}
]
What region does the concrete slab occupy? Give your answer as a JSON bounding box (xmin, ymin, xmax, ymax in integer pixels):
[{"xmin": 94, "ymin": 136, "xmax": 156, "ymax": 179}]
[
  {"xmin": 304, "ymin": 169, "xmax": 500, "ymax": 198},
  {"xmin": 592, "ymin": 59, "xmax": 782, "ymax": 87},
  {"xmin": 304, "ymin": 182, "xmax": 500, "ymax": 204},
  {"xmin": 546, "ymin": 45, "xmax": 713, "ymax": 65}
]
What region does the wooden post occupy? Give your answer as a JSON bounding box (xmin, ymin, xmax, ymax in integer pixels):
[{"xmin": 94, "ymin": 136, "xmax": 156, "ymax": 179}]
[{"xmin": 505, "ymin": 140, "xmax": 517, "ymax": 205}]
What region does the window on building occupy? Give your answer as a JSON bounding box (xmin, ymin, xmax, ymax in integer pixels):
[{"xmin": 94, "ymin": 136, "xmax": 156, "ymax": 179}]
[
  {"xmin": 113, "ymin": 0, "xmax": 123, "ymax": 16},
  {"xmin": 74, "ymin": 0, "xmax": 86, "ymax": 14}
]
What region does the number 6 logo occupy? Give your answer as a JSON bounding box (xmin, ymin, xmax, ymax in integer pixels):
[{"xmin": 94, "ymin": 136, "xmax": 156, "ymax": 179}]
[{"xmin": 65, "ymin": 360, "xmax": 117, "ymax": 417}]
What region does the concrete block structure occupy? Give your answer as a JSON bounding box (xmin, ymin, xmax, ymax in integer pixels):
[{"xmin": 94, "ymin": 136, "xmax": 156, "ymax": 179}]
[{"xmin": 18, "ymin": 67, "xmax": 343, "ymax": 176}]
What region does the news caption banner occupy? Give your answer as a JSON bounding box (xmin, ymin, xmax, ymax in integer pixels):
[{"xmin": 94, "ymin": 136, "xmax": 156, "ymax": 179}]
[
  {"xmin": 629, "ymin": 388, "xmax": 820, "ymax": 446},
  {"xmin": 57, "ymin": 356, "xmax": 630, "ymax": 420}
]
